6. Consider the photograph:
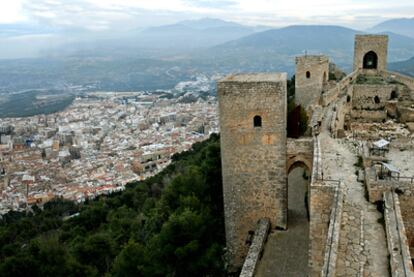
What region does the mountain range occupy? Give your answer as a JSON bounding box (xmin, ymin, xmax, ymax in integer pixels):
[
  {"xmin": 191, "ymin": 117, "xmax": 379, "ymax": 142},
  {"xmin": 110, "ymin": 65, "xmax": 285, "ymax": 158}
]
[
  {"xmin": 0, "ymin": 18, "xmax": 414, "ymax": 92},
  {"xmin": 136, "ymin": 18, "xmax": 270, "ymax": 49},
  {"xmin": 389, "ymin": 56, "xmax": 414, "ymax": 76},
  {"xmin": 195, "ymin": 25, "xmax": 414, "ymax": 72},
  {"xmin": 369, "ymin": 18, "xmax": 414, "ymax": 38}
]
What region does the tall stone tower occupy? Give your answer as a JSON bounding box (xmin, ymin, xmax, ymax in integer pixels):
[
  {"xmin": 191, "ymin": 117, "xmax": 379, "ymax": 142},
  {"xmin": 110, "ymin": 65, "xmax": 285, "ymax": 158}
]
[
  {"xmin": 295, "ymin": 55, "xmax": 329, "ymax": 108},
  {"xmin": 218, "ymin": 73, "xmax": 287, "ymax": 269},
  {"xmin": 353, "ymin": 34, "xmax": 388, "ymax": 72}
]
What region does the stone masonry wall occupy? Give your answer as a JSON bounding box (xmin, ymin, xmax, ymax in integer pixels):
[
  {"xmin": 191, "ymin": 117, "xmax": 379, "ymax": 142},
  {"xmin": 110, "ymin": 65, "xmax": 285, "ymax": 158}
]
[
  {"xmin": 321, "ymin": 70, "xmax": 358, "ymax": 107},
  {"xmin": 350, "ymin": 109, "xmax": 387, "ymax": 122},
  {"xmin": 295, "ymin": 55, "xmax": 329, "ymax": 109},
  {"xmin": 350, "ymin": 84, "xmax": 396, "ymax": 122},
  {"xmin": 218, "ymin": 73, "xmax": 287, "ymax": 269},
  {"xmin": 309, "ymin": 183, "xmax": 336, "ymax": 277},
  {"xmin": 352, "ymin": 84, "xmax": 396, "ymax": 110},
  {"xmin": 365, "ymin": 165, "xmax": 414, "ymax": 261},
  {"xmin": 330, "ymin": 93, "xmax": 352, "ymax": 137},
  {"xmin": 353, "ymin": 35, "xmax": 388, "ymax": 72},
  {"xmin": 382, "ymin": 71, "xmax": 414, "ymax": 91},
  {"xmin": 287, "ymin": 137, "xmax": 313, "ymax": 155},
  {"xmin": 384, "ymin": 192, "xmax": 414, "ymax": 276},
  {"xmin": 321, "ymin": 184, "xmax": 343, "ymax": 277},
  {"xmin": 399, "ymin": 107, "xmax": 414, "ymax": 123},
  {"xmin": 365, "ymin": 166, "xmax": 414, "ymax": 203},
  {"xmin": 287, "ymin": 137, "xmax": 314, "ymax": 171},
  {"xmin": 399, "ymin": 194, "xmax": 414, "ymax": 257},
  {"xmin": 239, "ymin": 218, "xmax": 271, "ymax": 277}
]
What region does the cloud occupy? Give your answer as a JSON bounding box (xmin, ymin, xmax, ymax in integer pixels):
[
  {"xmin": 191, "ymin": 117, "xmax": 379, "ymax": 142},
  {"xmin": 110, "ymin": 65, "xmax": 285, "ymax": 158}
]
[
  {"xmin": 22, "ymin": 0, "xmax": 137, "ymax": 30},
  {"xmin": 183, "ymin": 0, "xmax": 238, "ymax": 9},
  {"xmin": 0, "ymin": 1, "xmax": 26, "ymax": 23}
]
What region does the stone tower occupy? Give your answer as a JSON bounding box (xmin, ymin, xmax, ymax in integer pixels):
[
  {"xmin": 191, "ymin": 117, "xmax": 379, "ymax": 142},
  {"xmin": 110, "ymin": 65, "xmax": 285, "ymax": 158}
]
[
  {"xmin": 353, "ymin": 34, "xmax": 388, "ymax": 72},
  {"xmin": 295, "ymin": 55, "xmax": 329, "ymax": 108},
  {"xmin": 217, "ymin": 73, "xmax": 287, "ymax": 269}
]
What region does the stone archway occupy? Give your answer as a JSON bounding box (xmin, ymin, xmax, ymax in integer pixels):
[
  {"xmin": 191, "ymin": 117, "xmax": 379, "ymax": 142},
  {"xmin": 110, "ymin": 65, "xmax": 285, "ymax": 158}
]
[
  {"xmin": 286, "ymin": 138, "xmax": 314, "ymax": 226},
  {"xmin": 287, "ymin": 155, "xmax": 312, "ymax": 175},
  {"xmin": 363, "ymin": 51, "xmax": 378, "ymax": 69},
  {"xmin": 287, "ymin": 158, "xmax": 311, "ymax": 221},
  {"xmin": 284, "ymin": 159, "xmax": 311, "ymax": 274}
]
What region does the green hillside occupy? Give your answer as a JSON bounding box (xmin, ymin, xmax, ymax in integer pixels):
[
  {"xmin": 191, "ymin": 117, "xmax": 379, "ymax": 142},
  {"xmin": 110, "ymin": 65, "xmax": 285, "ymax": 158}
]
[{"xmin": 0, "ymin": 134, "xmax": 225, "ymax": 277}]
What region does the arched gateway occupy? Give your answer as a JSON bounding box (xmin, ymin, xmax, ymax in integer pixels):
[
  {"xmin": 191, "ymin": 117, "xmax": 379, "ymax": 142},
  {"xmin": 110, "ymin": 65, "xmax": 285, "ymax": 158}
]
[{"xmin": 363, "ymin": 51, "xmax": 378, "ymax": 69}]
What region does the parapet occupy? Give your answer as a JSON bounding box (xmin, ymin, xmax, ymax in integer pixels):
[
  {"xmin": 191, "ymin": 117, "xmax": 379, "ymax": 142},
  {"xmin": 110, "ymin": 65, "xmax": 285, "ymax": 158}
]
[
  {"xmin": 219, "ymin": 73, "xmax": 287, "ymax": 83},
  {"xmin": 355, "ymin": 34, "xmax": 388, "ymax": 41},
  {"xmin": 295, "ymin": 55, "xmax": 329, "ymax": 65}
]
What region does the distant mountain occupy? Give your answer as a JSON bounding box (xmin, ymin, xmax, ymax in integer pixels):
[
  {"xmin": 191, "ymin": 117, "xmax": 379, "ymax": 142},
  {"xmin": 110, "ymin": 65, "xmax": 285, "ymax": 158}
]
[
  {"xmin": 214, "ymin": 25, "xmax": 358, "ymax": 55},
  {"xmin": 369, "ymin": 18, "xmax": 414, "ymax": 38},
  {"xmin": 0, "ymin": 18, "xmax": 266, "ymax": 59},
  {"xmin": 178, "ymin": 18, "xmax": 248, "ymax": 30},
  {"xmin": 196, "ymin": 25, "xmax": 414, "ymax": 73},
  {"xmin": 1, "ymin": 24, "xmax": 414, "ymax": 92},
  {"xmin": 389, "ymin": 56, "xmax": 414, "ymax": 76},
  {"xmin": 382, "ymin": 32, "xmax": 414, "ymax": 62},
  {"xmin": 135, "ymin": 18, "xmax": 260, "ymax": 49}
]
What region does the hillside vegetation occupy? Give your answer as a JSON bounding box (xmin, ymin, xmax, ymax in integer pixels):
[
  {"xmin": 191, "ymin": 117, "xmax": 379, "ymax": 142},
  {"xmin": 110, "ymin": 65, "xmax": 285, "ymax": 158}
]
[
  {"xmin": 0, "ymin": 90, "xmax": 74, "ymax": 118},
  {"xmin": 0, "ymin": 134, "xmax": 225, "ymax": 277}
]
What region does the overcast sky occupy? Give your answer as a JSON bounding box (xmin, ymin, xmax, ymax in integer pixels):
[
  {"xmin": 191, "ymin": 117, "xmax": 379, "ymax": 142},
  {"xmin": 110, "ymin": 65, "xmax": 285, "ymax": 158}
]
[{"xmin": 2, "ymin": 0, "xmax": 414, "ymax": 30}]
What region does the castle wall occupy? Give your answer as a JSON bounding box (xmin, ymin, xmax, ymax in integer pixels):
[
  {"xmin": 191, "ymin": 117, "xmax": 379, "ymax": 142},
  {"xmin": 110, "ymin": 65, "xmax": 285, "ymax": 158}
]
[
  {"xmin": 321, "ymin": 70, "xmax": 358, "ymax": 107},
  {"xmin": 287, "ymin": 137, "xmax": 313, "ymax": 154},
  {"xmin": 218, "ymin": 73, "xmax": 287, "ymax": 269},
  {"xmin": 295, "ymin": 55, "xmax": 329, "ymax": 108},
  {"xmin": 239, "ymin": 218, "xmax": 270, "ymax": 277},
  {"xmin": 329, "ymin": 92, "xmax": 352, "ymax": 138},
  {"xmin": 350, "ymin": 110, "xmax": 387, "ymax": 122},
  {"xmin": 320, "ymin": 184, "xmax": 343, "ymax": 277},
  {"xmin": 382, "ymin": 70, "xmax": 414, "ymax": 91},
  {"xmin": 350, "ymin": 84, "xmax": 396, "ymax": 122},
  {"xmin": 352, "ymin": 84, "xmax": 396, "ymax": 110},
  {"xmin": 308, "ymin": 136, "xmax": 338, "ymax": 277},
  {"xmin": 353, "ymin": 35, "xmax": 388, "ymax": 72},
  {"xmin": 398, "ymin": 107, "xmax": 414, "ymax": 123},
  {"xmin": 309, "ymin": 183, "xmax": 336, "ymax": 277},
  {"xmin": 365, "ymin": 165, "xmax": 414, "ymax": 257},
  {"xmin": 398, "ymin": 194, "xmax": 414, "ymax": 256},
  {"xmin": 287, "ymin": 137, "xmax": 314, "ymax": 172},
  {"xmin": 383, "ymin": 191, "xmax": 413, "ymax": 276}
]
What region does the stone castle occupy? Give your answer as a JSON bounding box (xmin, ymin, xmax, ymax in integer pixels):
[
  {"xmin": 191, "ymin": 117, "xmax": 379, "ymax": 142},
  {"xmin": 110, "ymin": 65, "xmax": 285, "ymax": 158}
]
[{"xmin": 218, "ymin": 35, "xmax": 414, "ymax": 276}]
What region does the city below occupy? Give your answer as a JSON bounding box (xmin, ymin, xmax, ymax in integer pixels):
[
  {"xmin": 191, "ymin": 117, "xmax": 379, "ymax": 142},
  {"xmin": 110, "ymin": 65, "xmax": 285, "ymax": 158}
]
[{"xmin": 0, "ymin": 91, "xmax": 218, "ymax": 215}]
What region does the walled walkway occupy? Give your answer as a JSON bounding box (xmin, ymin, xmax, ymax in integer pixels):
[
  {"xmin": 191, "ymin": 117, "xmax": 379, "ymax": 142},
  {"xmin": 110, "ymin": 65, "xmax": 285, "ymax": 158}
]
[
  {"xmin": 255, "ymin": 167, "xmax": 309, "ymax": 277},
  {"xmin": 319, "ymin": 133, "xmax": 390, "ymax": 277}
]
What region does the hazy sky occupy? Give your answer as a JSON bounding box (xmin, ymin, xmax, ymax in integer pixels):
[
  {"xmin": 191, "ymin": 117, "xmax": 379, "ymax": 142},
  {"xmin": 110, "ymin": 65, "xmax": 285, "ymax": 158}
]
[{"xmin": 2, "ymin": 0, "xmax": 414, "ymax": 30}]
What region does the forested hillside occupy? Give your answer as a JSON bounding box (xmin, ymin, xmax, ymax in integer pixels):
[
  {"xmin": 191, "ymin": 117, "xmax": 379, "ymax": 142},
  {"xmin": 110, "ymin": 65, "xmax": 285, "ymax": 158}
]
[{"xmin": 0, "ymin": 134, "xmax": 225, "ymax": 277}]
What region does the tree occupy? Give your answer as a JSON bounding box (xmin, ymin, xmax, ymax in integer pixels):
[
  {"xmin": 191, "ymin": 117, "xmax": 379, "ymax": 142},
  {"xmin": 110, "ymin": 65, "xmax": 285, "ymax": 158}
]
[
  {"xmin": 111, "ymin": 241, "xmax": 146, "ymax": 277},
  {"xmin": 73, "ymin": 233, "xmax": 115, "ymax": 274}
]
